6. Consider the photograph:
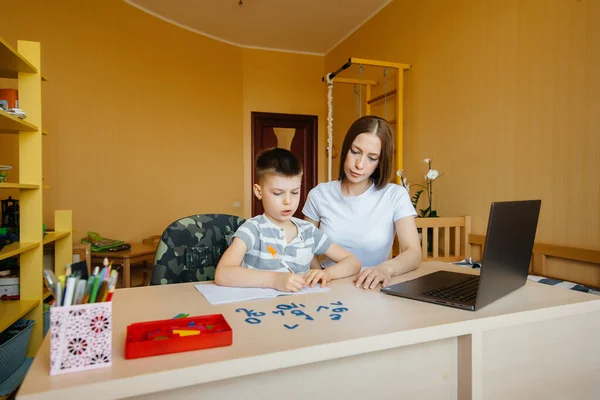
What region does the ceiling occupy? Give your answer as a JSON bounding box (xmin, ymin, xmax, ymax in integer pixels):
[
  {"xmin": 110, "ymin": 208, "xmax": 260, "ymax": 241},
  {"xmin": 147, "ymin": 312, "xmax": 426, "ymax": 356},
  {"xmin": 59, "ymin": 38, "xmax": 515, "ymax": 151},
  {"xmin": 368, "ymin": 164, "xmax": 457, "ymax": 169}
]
[{"xmin": 124, "ymin": 0, "xmax": 393, "ymax": 55}]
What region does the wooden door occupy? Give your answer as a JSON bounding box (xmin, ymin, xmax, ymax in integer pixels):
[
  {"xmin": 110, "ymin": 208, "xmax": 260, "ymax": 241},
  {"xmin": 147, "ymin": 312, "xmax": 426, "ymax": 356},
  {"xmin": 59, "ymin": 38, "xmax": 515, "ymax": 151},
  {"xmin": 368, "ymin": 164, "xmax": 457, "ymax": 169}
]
[{"xmin": 251, "ymin": 112, "xmax": 318, "ymax": 219}]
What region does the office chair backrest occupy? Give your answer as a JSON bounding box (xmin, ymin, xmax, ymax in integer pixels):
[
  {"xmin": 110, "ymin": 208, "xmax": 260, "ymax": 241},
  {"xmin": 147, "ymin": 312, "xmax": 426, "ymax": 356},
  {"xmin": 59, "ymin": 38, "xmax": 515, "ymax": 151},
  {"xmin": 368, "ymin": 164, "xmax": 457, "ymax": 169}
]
[{"xmin": 151, "ymin": 214, "xmax": 245, "ymax": 285}]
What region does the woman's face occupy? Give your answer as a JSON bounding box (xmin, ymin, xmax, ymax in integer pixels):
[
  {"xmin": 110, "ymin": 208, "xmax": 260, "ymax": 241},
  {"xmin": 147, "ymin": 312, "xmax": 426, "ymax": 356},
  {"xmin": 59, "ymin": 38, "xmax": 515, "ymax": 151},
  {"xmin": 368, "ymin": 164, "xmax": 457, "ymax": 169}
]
[{"xmin": 343, "ymin": 133, "xmax": 382, "ymax": 185}]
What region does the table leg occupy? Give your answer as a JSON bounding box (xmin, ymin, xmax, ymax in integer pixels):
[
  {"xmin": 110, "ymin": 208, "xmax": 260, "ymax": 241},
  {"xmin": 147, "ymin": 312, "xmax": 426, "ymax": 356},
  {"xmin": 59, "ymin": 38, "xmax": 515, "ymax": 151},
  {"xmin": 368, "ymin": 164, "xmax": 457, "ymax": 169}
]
[
  {"xmin": 143, "ymin": 260, "xmax": 150, "ymax": 286},
  {"xmin": 124, "ymin": 258, "xmax": 131, "ymax": 288}
]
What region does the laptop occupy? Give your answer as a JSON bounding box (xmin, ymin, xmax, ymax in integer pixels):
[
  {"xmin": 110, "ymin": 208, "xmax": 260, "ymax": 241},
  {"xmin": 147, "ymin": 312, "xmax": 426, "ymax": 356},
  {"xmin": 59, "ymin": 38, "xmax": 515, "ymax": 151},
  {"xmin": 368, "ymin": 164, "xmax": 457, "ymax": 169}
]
[{"xmin": 381, "ymin": 200, "xmax": 541, "ymax": 311}]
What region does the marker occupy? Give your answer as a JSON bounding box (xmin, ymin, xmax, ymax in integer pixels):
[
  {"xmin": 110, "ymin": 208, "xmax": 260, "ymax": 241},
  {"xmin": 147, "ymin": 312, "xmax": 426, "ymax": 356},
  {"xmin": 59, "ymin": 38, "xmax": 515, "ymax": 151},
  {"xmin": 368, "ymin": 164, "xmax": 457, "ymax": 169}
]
[
  {"xmin": 105, "ymin": 270, "xmax": 119, "ymax": 302},
  {"xmin": 103, "ymin": 258, "xmax": 110, "ymax": 279},
  {"xmin": 73, "ymin": 279, "xmax": 87, "ymax": 305},
  {"xmin": 63, "ymin": 276, "xmax": 77, "ymax": 307},
  {"xmin": 96, "ymin": 281, "xmax": 109, "ymax": 303},
  {"xmin": 88, "ymin": 275, "xmax": 102, "ymax": 303},
  {"xmin": 55, "ymin": 281, "xmax": 62, "ymax": 307}
]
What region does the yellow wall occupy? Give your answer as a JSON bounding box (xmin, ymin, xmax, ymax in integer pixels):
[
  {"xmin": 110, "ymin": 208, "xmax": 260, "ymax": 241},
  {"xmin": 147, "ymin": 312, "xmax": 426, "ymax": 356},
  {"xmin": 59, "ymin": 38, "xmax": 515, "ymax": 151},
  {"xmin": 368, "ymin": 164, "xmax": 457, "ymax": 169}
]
[
  {"xmin": 1, "ymin": 0, "xmax": 326, "ymax": 242},
  {"xmin": 326, "ymin": 0, "xmax": 600, "ymax": 250},
  {"xmin": 241, "ymin": 49, "xmax": 325, "ymax": 217},
  {"xmin": 7, "ymin": 0, "xmax": 595, "ymax": 251}
]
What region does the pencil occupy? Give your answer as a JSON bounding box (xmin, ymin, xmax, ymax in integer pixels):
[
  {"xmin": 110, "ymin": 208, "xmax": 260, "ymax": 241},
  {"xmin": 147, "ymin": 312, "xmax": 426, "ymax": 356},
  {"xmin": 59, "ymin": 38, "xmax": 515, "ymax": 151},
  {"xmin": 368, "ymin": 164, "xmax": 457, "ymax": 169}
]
[{"xmin": 266, "ymin": 245, "xmax": 295, "ymax": 274}]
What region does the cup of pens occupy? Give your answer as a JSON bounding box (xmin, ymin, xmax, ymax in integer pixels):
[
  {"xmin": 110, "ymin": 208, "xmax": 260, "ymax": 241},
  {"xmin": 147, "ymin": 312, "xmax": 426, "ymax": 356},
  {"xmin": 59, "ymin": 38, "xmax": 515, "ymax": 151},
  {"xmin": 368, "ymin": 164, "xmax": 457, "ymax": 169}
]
[{"xmin": 44, "ymin": 262, "xmax": 118, "ymax": 375}]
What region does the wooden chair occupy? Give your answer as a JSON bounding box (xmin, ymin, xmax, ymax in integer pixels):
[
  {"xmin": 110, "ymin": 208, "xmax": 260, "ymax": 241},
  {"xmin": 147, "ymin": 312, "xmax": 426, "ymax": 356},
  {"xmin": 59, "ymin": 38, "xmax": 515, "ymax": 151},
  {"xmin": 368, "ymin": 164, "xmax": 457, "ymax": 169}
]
[
  {"xmin": 469, "ymin": 233, "xmax": 600, "ymax": 288},
  {"xmin": 415, "ymin": 216, "xmax": 471, "ymax": 262}
]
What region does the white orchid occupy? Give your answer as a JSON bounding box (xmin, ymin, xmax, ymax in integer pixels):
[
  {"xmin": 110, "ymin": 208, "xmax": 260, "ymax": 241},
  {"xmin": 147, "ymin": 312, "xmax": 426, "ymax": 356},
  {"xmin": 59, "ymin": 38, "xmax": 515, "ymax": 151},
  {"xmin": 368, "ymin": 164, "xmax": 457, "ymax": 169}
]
[
  {"xmin": 410, "ymin": 158, "xmax": 443, "ymax": 218},
  {"xmin": 426, "ymin": 169, "xmax": 439, "ymax": 181},
  {"xmin": 397, "ymin": 159, "xmax": 443, "ymax": 217},
  {"xmin": 397, "ymin": 170, "xmax": 411, "ymax": 191}
]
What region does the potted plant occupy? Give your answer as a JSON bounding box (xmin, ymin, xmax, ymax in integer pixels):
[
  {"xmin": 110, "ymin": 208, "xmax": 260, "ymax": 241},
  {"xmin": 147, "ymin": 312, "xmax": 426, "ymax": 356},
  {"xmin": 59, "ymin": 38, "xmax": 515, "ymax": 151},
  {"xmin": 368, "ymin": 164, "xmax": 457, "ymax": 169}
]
[{"xmin": 398, "ymin": 158, "xmax": 443, "ymax": 251}]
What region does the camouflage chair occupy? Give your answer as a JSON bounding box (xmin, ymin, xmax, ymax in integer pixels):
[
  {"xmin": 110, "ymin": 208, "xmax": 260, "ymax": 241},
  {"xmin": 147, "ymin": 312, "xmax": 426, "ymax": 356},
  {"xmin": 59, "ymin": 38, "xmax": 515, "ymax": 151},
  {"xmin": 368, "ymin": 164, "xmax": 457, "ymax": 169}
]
[{"xmin": 151, "ymin": 214, "xmax": 245, "ymax": 285}]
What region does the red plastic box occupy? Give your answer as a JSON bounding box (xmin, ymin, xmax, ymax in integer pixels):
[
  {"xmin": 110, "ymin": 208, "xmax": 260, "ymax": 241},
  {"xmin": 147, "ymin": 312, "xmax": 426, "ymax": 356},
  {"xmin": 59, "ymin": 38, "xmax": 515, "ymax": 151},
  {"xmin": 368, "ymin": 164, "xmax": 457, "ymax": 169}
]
[{"xmin": 125, "ymin": 314, "xmax": 232, "ymax": 359}]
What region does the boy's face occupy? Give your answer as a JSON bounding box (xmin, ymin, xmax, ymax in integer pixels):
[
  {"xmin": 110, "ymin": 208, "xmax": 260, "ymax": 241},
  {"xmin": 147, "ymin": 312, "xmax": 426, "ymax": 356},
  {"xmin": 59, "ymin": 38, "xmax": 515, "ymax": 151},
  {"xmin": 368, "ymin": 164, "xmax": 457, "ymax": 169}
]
[{"xmin": 254, "ymin": 173, "xmax": 302, "ymax": 224}]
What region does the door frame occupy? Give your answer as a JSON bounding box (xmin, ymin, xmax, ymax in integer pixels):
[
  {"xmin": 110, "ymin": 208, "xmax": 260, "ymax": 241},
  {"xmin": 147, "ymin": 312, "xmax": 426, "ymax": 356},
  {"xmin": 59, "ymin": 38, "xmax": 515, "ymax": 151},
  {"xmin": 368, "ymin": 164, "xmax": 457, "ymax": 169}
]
[{"xmin": 250, "ymin": 112, "xmax": 318, "ymax": 217}]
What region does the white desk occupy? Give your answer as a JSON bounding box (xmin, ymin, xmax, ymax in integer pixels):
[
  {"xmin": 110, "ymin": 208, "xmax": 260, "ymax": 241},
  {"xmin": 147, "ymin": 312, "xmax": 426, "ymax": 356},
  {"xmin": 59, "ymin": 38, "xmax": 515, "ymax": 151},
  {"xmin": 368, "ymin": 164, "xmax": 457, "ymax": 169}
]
[{"xmin": 18, "ymin": 262, "xmax": 600, "ymax": 399}]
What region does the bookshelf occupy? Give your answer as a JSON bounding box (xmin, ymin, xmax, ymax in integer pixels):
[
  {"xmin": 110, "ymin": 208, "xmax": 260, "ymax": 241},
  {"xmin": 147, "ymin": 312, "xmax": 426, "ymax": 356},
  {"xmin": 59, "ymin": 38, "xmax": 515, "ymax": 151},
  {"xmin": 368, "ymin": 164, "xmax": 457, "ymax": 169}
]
[
  {"xmin": 42, "ymin": 231, "xmax": 70, "ymax": 245},
  {"xmin": 0, "ymin": 242, "xmax": 39, "ymax": 260},
  {"xmin": 0, "ymin": 299, "xmax": 38, "ymax": 333},
  {"xmin": 0, "ymin": 183, "xmax": 39, "ymax": 189},
  {"xmin": 0, "ymin": 109, "xmax": 39, "ymax": 133},
  {"xmin": 0, "ymin": 38, "xmax": 73, "ymax": 357}
]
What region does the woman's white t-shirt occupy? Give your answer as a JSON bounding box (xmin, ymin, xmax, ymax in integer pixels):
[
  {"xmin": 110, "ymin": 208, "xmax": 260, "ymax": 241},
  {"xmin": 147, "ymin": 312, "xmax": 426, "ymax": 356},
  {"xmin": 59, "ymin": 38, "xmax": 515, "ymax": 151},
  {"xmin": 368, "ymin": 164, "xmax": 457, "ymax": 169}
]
[{"xmin": 302, "ymin": 180, "xmax": 417, "ymax": 268}]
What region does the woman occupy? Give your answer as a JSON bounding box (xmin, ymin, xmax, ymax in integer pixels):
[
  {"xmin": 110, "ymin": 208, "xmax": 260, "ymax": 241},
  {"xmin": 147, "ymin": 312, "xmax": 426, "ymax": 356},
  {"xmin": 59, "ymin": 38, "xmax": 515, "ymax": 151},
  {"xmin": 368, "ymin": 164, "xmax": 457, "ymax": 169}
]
[{"xmin": 303, "ymin": 116, "xmax": 421, "ymax": 289}]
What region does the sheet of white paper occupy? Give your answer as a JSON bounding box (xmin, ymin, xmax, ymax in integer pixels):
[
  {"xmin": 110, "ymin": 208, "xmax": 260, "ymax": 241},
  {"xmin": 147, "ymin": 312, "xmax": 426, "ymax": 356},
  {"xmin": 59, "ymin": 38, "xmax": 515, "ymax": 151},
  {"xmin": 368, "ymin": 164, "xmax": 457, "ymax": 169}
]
[{"xmin": 194, "ymin": 283, "xmax": 330, "ymax": 305}]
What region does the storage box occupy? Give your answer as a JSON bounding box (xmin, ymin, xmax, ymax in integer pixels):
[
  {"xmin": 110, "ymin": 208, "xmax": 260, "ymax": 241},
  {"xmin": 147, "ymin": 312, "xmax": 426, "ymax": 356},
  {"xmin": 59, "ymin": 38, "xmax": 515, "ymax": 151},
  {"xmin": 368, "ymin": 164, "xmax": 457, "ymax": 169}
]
[
  {"xmin": 0, "ymin": 277, "xmax": 18, "ymax": 300},
  {"xmin": 49, "ymin": 302, "xmax": 112, "ymax": 375},
  {"xmin": 0, "ymin": 89, "xmax": 18, "ymax": 111},
  {"xmin": 0, "ymin": 357, "xmax": 33, "ymax": 397},
  {"xmin": 125, "ymin": 314, "xmax": 232, "ymax": 360},
  {"xmin": 0, "ymin": 319, "xmax": 34, "ymax": 383}
]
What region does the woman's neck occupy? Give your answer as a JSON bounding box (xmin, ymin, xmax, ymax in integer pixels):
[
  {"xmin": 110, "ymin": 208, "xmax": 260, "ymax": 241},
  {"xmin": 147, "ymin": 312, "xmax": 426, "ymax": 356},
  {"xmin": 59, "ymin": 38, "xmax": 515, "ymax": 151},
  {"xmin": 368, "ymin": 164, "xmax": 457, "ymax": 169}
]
[{"xmin": 340, "ymin": 178, "xmax": 372, "ymax": 197}]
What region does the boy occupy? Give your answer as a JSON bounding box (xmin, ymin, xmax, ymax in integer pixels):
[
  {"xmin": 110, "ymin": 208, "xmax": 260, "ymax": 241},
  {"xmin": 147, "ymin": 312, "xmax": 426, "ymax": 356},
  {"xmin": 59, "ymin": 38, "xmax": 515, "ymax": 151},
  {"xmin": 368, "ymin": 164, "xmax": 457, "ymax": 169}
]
[{"xmin": 215, "ymin": 148, "xmax": 361, "ymax": 292}]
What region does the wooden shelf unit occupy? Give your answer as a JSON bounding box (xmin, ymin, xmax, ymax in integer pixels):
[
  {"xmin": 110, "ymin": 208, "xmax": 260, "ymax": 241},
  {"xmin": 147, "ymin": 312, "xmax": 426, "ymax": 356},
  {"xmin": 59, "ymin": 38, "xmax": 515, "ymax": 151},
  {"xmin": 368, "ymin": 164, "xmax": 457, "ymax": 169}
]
[
  {"xmin": 0, "ymin": 242, "xmax": 39, "ymax": 262},
  {"xmin": 0, "ymin": 38, "xmax": 73, "ymax": 357},
  {"xmin": 0, "ymin": 299, "xmax": 39, "ymax": 333},
  {"xmin": 42, "ymin": 231, "xmax": 71, "ymax": 245},
  {"xmin": 0, "ymin": 37, "xmax": 37, "ymax": 78},
  {"xmin": 0, "ymin": 109, "xmax": 39, "ymax": 133},
  {"xmin": 0, "ymin": 182, "xmax": 40, "ymax": 189}
]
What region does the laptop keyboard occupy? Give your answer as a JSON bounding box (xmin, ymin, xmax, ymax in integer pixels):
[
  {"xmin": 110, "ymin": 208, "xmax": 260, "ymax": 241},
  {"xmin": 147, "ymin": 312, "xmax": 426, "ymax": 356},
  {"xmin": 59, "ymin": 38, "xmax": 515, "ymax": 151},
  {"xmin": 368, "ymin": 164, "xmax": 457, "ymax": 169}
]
[{"xmin": 424, "ymin": 276, "xmax": 479, "ymax": 303}]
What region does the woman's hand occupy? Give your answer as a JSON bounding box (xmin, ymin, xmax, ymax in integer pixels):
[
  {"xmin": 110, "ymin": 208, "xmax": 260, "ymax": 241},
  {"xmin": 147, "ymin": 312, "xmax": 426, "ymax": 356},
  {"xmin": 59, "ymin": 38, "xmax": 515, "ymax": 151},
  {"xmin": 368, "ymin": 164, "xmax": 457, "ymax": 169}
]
[
  {"xmin": 354, "ymin": 265, "xmax": 391, "ymax": 289},
  {"xmin": 303, "ymin": 269, "xmax": 332, "ymax": 288},
  {"xmin": 272, "ymin": 272, "xmax": 305, "ymax": 292},
  {"xmin": 352, "ymin": 217, "xmax": 421, "ymax": 290}
]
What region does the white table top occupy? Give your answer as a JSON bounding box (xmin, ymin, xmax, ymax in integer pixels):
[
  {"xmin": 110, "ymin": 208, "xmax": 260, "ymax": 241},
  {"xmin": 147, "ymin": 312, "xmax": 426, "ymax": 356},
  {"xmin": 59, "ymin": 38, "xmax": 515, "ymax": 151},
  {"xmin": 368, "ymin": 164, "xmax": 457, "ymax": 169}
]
[{"xmin": 18, "ymin": 261, "xmax": 600, "ymax": 399}]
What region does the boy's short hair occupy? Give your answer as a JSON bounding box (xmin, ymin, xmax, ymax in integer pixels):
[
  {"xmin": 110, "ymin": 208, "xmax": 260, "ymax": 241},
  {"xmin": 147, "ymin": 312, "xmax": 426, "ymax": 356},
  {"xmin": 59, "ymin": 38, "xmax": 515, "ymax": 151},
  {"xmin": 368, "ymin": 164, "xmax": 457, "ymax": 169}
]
[{"xmin": 255, "ymin": 148, "xmax": 303, "ymax": 184}]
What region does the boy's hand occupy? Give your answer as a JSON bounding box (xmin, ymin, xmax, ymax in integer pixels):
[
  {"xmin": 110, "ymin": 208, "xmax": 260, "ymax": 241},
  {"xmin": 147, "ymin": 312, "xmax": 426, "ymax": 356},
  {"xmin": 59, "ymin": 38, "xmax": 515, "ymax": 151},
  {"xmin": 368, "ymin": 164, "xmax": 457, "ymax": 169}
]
[
  {"xmin": 303, "ymin": 269, "xmax": 332, "ymax": 288},
  {"xmin": 273, "ymin": 272, "xmax": 305, "ymax": 292}
]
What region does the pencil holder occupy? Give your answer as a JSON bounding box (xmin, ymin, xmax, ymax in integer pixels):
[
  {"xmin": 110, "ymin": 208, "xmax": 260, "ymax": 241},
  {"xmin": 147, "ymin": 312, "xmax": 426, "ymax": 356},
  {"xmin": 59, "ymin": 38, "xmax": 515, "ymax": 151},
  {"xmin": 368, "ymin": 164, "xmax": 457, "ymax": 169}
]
[{"xmin": 49, "ymin": 302, "xmax": 112, "ymax": 376}]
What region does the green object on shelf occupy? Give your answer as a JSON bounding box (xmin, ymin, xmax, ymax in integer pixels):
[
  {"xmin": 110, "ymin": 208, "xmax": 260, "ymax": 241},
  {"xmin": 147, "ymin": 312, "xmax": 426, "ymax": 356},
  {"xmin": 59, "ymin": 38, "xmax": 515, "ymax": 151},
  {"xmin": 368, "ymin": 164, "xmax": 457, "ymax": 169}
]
[
  {"xmin": 82, "ymin": 231, "xmax": 125, "ymax": 252},
  {"xmin": 0, "ymin": 165, "xmax": 9, "ymax": 183}
]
